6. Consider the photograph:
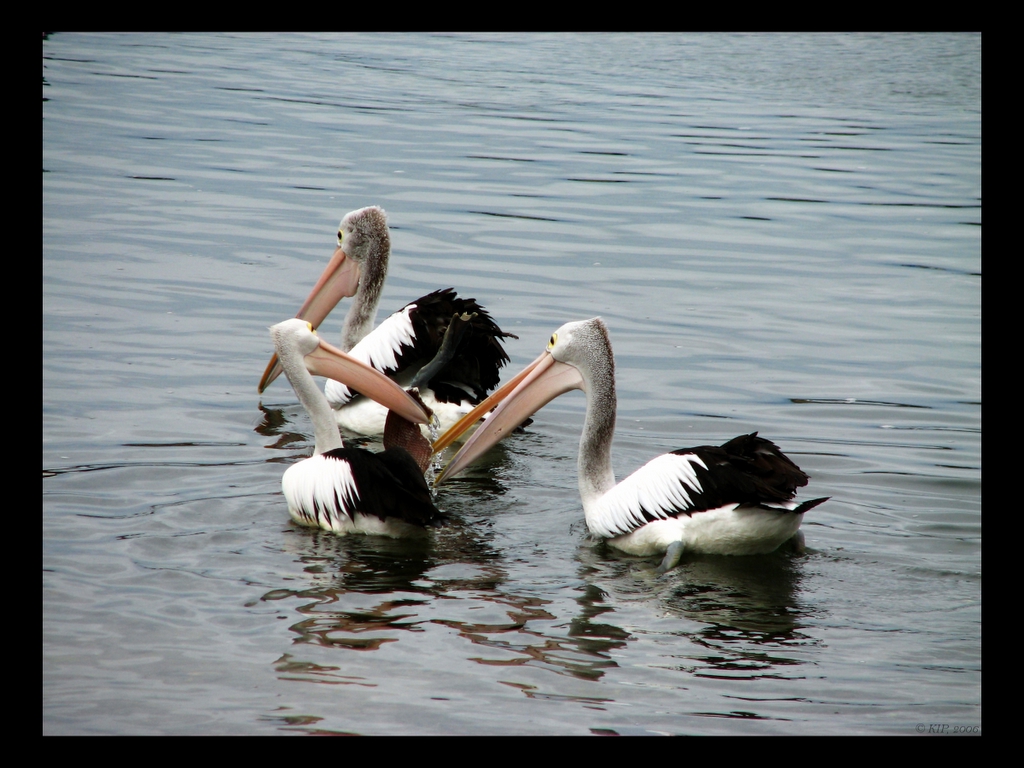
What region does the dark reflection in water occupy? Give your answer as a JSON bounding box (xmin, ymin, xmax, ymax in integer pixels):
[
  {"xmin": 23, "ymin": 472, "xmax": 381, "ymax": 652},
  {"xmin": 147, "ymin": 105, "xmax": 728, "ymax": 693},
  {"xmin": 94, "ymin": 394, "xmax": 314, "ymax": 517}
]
[
  {"xmin": 261, "ymin": 531, "xmax": 633, "ymax": 687},
  {"xmin": 667, "ymin": 553, "xmax": 811, "ymax": 634},
  {"xmin": 575, "ymin": 540, "xmax": 824, "ymax": 682},
  {"xmin": 261, "ymin": 487, "xmax": 824, "ymax": 702},
  {"xmin": 254, "ymin": 404, "xmax": 301, "ymax": 451}
]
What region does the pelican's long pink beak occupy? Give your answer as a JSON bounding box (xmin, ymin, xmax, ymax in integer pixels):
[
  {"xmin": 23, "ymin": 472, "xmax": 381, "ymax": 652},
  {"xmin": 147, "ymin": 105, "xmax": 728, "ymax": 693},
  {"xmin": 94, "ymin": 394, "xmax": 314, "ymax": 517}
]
[
  {"xmin": 305, "ymin": 334, "xmax": 431, "ymax": 426},
  {"xmin": 433, "ymin": 349, "xmax": 584, "ymax": 485},
  {"xmin": 259, "ymin": 245, "xmax": 362, "ymax": 393}
]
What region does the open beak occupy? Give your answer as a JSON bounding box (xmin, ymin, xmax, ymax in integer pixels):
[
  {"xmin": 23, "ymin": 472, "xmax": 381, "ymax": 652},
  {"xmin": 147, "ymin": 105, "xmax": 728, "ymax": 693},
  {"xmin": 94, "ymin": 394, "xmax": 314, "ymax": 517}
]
[
  {"xmin": 432, "ymin": 350, "xmax": 584, "ymax": 484},
  {"xmin": 259, "ymin": 245, "xmax": 362, "ymax": 393},
  {"xmin": 305, "ymin": 334, "xmax": 432, "ymax": 426}
]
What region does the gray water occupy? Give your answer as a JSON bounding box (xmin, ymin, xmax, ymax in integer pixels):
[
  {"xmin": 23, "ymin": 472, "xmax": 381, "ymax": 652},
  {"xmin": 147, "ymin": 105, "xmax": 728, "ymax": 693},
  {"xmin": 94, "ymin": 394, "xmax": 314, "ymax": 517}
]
[{"xmin": 43, "ymin": 33, "xmax": 980, "ymax": 735}]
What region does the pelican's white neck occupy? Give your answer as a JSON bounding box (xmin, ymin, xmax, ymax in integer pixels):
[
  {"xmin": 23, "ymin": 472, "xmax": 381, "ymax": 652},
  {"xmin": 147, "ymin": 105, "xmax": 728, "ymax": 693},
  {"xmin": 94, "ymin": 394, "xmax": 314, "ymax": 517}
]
[
  {"xmin": 340, "ymin": 237, "xmax": 389, "ymax": 351},
  {"xmin": 566, "ymin": 325, "xmax": 618, "ymax": 511},
  {"xmin": 272, "ymin": 324, "xmax": 344, "ymax": 455},
  {"xmin": 578, "ymin": 362, "xmax": 617, "ymax": 509}
]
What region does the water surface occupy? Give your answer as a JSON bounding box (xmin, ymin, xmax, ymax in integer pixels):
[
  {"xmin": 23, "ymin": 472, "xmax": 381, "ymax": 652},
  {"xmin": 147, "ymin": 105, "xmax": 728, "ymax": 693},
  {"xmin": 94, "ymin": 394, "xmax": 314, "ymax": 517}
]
[{"xmin": 43, "ymin": 33, "xmax": 980, "ymax": 735}]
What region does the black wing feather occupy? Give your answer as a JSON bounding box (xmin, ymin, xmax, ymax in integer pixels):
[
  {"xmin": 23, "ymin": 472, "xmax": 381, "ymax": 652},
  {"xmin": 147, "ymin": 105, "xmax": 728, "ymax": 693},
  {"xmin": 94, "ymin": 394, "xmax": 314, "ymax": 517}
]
[
  {"xmin": 322, "ymin": 447, "xmax": 448, "ymax": 528},
  {"xmin": 405, "ymin": 289, "xmax": 517, "ymax": 404},
  {"xmin": 337, "ymin": 288, "xmax": 516, "ymax": 406},
  {"xmin": 667, "ymin": 432, "xmax": 823, "ymax": 517}
]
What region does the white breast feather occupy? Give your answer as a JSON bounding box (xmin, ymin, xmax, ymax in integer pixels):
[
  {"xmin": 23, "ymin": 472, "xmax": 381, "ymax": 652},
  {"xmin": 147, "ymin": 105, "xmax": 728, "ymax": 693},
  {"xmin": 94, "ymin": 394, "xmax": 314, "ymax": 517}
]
[
  {"xmin": 587, "ymin": 452, "xmax": 708, "ymax": 538},
  {"xmin": 283, "ymin": 454, "xmax": 361, "ymax": 531},
  {"xmin": 325, "ymin": 305, "xmax": 418, "ymax": 407}
]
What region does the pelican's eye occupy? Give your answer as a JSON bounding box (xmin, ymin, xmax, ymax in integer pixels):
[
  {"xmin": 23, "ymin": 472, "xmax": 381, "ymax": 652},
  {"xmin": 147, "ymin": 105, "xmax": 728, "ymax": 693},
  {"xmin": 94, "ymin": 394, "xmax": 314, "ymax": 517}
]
[
  {"xmin": 337, "ymin": 230, "xmax": 344, "ymax": 246},
  {"xmin": 306, "ymin": 322, "xmax": 315, "ymax": 334},
  {"xmin": 547, "ymin": 332, "xmax": 558, "ymax": 350}
]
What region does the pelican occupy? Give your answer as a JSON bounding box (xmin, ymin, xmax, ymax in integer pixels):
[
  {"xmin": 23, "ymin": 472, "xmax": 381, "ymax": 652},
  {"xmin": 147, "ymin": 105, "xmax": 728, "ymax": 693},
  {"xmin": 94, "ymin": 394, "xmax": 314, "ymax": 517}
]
[
  {"xmin": 259, "ymin": 206, "xmax": 517, "ymax": 436},
  {"xmin": 269, "ymin": 318, "xmax": 447, "ymax": 536},
  {"xmin": 432, "ymin": 318, "xmax": 827, "ymax": 573}
]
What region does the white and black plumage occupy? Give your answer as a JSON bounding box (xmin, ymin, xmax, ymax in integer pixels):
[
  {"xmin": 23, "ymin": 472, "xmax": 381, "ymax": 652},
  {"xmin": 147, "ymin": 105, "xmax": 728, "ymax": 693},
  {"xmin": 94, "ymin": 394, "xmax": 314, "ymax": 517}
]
[
  {"xmin": 269, "ymin": 318, "xmax": 447, "ymax": 536},
  {"xmin": 259, "ymin": 206, "xmax": 517, "ymax": 436},
  {"xmin": 433, "ymin": 318, "xmax": 827, "ymax": 572}
]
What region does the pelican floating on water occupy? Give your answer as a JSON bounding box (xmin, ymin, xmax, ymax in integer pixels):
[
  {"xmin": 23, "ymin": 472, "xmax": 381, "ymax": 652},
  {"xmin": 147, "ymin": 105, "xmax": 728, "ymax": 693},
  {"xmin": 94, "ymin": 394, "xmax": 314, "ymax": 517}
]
[
  {"xmin": 433, "ymin": 318, "xmax": 827, "ymax": 572},
  {"xmin": 259, "ymin": 206, "xmax": 517, "ymax": 436},
  {"xmin": 269, "ymin": 318, "xmax": 447, "ymax": 536}
]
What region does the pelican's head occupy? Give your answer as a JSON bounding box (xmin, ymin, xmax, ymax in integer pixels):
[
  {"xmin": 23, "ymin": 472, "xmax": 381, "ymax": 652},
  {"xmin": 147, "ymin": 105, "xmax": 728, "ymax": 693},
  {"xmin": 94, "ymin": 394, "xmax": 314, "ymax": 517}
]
[
  {"xmin": 543, "ymin": 318, "xmax": 613, "ymax": 387},
  {"xmin": 337, "ymin": 205, "xmax": 390, "ymax": 268},
  {"xmin": 431, "ymin": 319, "xmax": 611, "ymax": 484},
  {"xmin": 269, "ymin": 318, "xmax": 431, "ymax": 426},
  {"xmin": 258, "ymin": 205, "xmax": 391, "ymax": 394}
]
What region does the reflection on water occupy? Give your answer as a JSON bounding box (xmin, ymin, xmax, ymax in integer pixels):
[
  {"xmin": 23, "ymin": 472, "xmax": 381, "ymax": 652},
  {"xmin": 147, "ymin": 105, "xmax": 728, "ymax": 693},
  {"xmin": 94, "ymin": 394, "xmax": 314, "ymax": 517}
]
[
  {"xmin": 262, "ymin": 521, "xmax": 632, "ymax": 690},
  {"xmin": 260, "ymin": 476, "xmax": 826, "ymax": 707}
]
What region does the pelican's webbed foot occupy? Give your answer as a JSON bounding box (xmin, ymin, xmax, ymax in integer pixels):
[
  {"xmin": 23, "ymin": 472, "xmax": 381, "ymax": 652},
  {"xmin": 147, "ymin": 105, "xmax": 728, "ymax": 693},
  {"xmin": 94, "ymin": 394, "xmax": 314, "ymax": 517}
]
[
  {"xmin": 656, "ymin": 541, "xmax": 685, "ymax": 575},
  {"xmin": 787, "ymin": 529, "xmax": 806, "ymax": 554}
]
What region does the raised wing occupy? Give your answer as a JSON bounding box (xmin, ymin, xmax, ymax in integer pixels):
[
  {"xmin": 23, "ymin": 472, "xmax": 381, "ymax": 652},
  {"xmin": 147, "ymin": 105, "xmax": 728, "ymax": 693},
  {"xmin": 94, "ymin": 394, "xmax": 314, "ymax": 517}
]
[{"xmin": 325, "ymin": 288, "xmax": 516, "ymax": 408}]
